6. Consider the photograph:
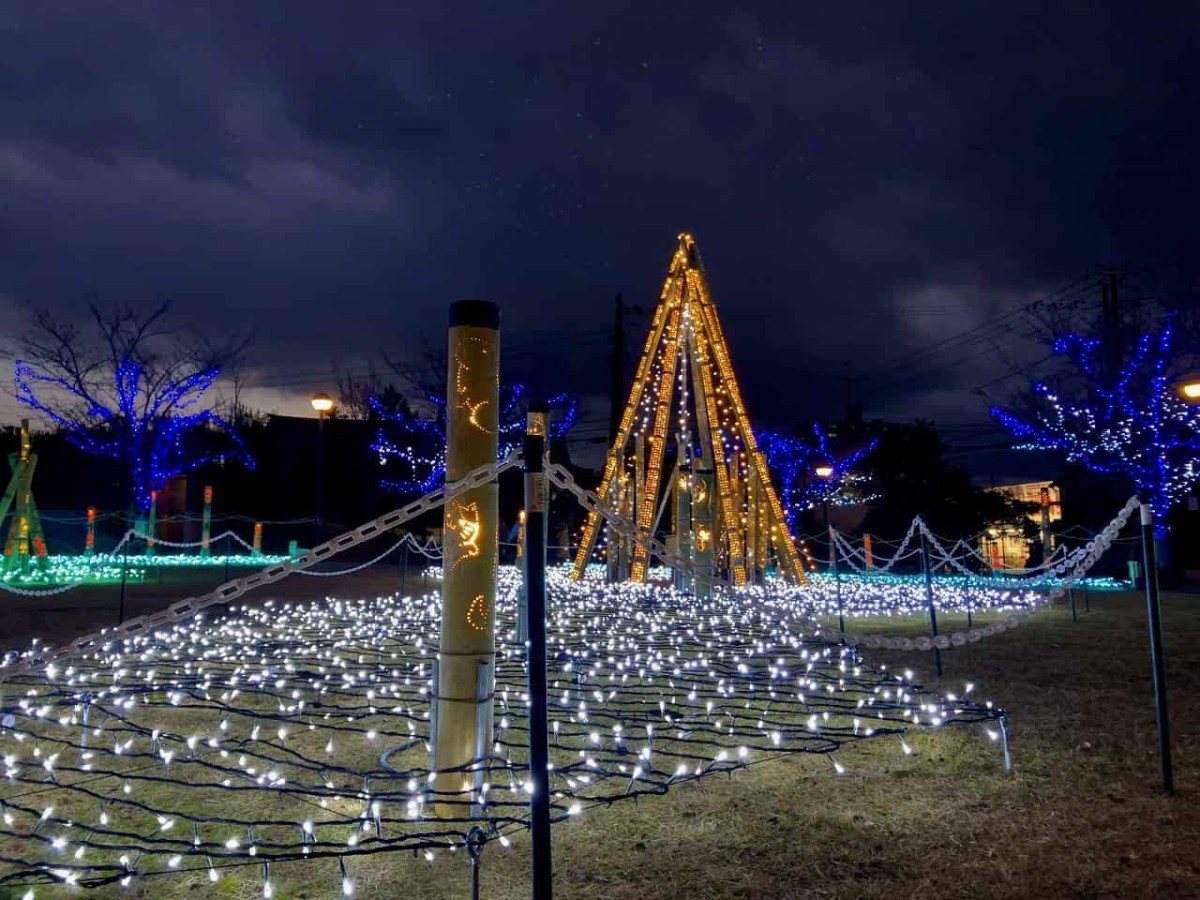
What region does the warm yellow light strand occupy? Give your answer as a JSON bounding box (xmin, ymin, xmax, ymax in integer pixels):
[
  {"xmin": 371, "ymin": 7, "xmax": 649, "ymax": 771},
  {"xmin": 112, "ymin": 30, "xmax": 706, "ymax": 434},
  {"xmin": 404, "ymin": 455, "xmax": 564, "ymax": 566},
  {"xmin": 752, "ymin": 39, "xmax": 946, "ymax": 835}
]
[
  {"xmin": 691, "ymin": 264, "xmax": 806, "ymax": 583},
  {"xmin": 570, "ymin": 279, "xmax": 677, "ymax": 579},
  {"xmin": 689, "ymin": 295, "xmax": 747, "ymax": 586},
  {"xmin": 630, "ymin": 302, "xmax": 682, "ymax": 581}
]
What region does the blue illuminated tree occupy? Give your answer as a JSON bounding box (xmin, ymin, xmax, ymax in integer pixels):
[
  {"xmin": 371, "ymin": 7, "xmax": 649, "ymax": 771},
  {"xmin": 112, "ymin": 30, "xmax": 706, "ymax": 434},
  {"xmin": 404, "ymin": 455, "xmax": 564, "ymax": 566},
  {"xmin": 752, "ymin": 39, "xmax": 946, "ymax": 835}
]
[
  {"xmin": 371, "ymin": 385, "xmax": 577, "ymax": 494},
  {"xmin": 14, "ymin": 302, "xmax": 252, "ymax": 512},
  {"xmin": 757, "ymin": 425, "xmax": 878, "ymax": 531},
  {"xmin": 991, "ymin": 317, "xmax": 1200, "ymax": 536}
]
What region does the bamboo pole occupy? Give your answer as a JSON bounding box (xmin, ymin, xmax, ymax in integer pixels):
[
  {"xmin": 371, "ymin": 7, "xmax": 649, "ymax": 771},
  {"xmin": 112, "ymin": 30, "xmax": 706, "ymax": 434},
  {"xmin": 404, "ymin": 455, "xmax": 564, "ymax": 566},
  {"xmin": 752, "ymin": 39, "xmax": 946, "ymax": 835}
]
[{"xmin": 431, "ymin": 300, "xmax": 500, "ymax": 817}]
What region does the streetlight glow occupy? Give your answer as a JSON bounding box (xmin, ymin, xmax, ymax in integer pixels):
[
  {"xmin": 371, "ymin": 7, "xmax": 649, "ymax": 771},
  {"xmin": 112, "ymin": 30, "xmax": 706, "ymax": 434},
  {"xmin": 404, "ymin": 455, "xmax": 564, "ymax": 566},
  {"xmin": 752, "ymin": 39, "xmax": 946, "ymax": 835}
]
[
  {"xmin": 311, "ymin": 392, "xmax": 334, "ymax": 525},
  {"xmin": 814, "ymin": 464, "xmax": 834, "ymax": 479},
  {"xmin": 1182, "ymin": 381, "xmax": 1200, "ymax": 400}
]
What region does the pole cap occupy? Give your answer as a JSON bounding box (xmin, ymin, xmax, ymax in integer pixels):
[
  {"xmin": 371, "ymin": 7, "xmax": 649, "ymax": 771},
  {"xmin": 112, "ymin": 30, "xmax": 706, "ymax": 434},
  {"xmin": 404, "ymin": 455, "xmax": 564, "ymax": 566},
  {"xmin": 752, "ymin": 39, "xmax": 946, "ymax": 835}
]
[{"xmin": 449, "ymin": 300, "xmax": 500, "ymax": 330}]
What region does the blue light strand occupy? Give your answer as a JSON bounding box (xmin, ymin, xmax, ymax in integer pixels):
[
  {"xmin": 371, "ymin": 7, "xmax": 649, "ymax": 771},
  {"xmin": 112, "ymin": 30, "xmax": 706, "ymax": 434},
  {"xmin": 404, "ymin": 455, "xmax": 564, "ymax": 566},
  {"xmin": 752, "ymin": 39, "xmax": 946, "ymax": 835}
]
[
  {"xmin": 757, "ymin": 425, "xmax": 878, "ymax": 530},
  {"xmin": 991, "ymin": 317, "xmax": 1199, "ymax": 534},
  {"xmin": 14, "ymin": 358, "xmax": 253, "ymax": 512},
  {"xmin": 369, "ymin": 385, "xmax": 578, "ymax": 494}
]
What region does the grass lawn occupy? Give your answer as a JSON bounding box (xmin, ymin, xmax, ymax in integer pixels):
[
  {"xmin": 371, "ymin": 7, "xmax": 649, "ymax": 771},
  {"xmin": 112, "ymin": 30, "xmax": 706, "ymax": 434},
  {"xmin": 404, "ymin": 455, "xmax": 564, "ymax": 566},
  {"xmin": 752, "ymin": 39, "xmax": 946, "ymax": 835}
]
[
  {"xmin": 416, "ymin": 589, "xmax": 1200, "ymax": 900},
  {"xmin": 1, "ymin": 575, "xmax": 1196, "ymax": 899}
]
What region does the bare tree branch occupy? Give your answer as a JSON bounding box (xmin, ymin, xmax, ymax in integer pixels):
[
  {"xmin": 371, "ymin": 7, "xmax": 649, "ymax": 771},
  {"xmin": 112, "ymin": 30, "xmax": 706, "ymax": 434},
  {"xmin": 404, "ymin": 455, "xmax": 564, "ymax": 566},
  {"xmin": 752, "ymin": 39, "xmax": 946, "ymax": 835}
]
[{"xmin": 14, "ymin": 301, "xmax": 253, "ymax": 511}]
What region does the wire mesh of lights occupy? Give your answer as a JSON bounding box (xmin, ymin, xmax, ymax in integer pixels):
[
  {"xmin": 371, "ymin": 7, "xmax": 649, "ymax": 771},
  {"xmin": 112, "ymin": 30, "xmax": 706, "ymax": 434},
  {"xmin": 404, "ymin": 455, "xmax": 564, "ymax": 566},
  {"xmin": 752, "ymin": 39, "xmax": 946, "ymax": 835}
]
[{"xmin": 0, "ymin": 567, "xmax": 1003, "ymax": 894}]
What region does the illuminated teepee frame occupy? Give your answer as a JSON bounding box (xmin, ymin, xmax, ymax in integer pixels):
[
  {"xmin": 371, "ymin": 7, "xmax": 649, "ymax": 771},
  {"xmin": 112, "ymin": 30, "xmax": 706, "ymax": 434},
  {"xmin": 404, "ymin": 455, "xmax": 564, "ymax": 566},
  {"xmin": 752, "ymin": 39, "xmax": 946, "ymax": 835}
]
[
  {"xmin": 0, "ymin": 419, "xmax": 50, "ymax": 577},
  {"xmin": 572, "ymin": 233, "xmax": 807, "ymax": 587}
]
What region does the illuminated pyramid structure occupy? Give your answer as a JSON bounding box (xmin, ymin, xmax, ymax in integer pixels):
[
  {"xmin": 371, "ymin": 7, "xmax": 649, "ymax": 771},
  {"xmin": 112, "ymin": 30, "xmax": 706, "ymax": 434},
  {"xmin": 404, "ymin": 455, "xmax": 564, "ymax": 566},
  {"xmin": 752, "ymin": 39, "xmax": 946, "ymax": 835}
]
[
  {"xmin": 572, "ymin": 233, "xmax": 807, "ymax": 587},
  {"xmin": 0, "ymin": 420, "xmax": 49, "ymax": 578}
]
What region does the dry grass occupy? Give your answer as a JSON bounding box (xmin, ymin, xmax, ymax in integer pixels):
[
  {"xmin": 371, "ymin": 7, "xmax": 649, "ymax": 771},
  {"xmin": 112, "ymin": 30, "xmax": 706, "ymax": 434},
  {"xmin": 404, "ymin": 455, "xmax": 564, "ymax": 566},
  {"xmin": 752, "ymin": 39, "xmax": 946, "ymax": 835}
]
[{"xmin": 3, "ymin": 573, "xmax": 1198, "ymax": 899}]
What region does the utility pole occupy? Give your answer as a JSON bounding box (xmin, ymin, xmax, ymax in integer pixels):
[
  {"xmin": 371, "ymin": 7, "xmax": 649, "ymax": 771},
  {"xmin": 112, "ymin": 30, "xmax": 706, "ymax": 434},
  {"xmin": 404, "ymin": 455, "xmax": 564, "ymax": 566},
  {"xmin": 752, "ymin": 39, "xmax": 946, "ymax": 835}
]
[
  {"xmin": 841, "ymin": 373, "xmax": 862, "ymax": 424},
  {"xmin": 523, "ymin": 403, "xmax": 553, "ymax": 899},
  {"xmin": 610, "ymin": 293, "xmax": 625, "ymax": 445},
  {"xmin": 1101, "ymin": 267, "xmax": 1123, "ymax": 382}
]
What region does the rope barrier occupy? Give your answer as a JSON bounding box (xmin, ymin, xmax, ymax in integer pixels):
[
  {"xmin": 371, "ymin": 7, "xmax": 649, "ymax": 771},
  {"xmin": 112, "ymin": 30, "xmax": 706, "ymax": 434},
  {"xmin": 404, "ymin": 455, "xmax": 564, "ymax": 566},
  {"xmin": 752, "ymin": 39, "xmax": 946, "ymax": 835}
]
[
  {"xmin": 295, "ymin": 539, "xmax": 407, "ymax": 577},
  {"xmin": 0, "ymin": 454, "xmax": 523, "ymax": 679}
]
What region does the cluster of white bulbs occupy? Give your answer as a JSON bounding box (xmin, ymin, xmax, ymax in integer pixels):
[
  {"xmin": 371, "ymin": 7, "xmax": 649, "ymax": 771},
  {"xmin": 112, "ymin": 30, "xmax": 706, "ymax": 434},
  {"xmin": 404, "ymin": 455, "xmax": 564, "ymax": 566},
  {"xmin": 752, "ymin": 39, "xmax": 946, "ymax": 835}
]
[{"xmin": 0, "ymin": 567, "xmax": 1003, "ymax": 896}]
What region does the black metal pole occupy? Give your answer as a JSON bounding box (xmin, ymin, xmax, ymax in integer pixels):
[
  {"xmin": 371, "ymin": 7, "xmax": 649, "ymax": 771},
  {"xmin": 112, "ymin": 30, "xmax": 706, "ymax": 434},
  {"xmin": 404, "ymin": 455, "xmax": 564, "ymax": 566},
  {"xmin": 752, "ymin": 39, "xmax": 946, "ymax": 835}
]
[
  {"xmin": 400, "ymin": 540, "xmax": 409, "ymax": 596},
  {"xmin": 1069, "ymin": 587, "xmax": 1077, "ymax": 622},
  {"xmin": 919, "ymin": 527, "xmax": 942, "ymax": 676},
  {"xmin": 1139, "ymin": 502, "xmax": 1174, "ymax": 795},
  {"xmin": 826, "ymin": 499, "xmax": 843, "ymax": 634},
  {"xmin": 467, "ymin": 826, "xmax": 485, "ymax": 900},
  {"xmin": 523, "ymin": 405, "xmax": 552, "ymax": 900},
  {"xmin": 315, "ymin": 413, "xmax": 325, "ymax": 527},
  {"xmin": 118, "ymin": 527, "xmax": 128, "ymax": 625},
  {"xmin": 609, "ymin": 294, "xmax": 625, "ymax": 446}
]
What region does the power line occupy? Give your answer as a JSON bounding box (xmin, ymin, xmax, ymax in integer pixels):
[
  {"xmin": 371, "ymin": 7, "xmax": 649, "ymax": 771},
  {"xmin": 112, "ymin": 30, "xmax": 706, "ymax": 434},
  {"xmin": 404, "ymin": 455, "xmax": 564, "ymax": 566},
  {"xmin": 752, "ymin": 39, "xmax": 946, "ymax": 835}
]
[{"xmin": 861, "ymin": 273, "xmax": 1098, "ymax": 385}]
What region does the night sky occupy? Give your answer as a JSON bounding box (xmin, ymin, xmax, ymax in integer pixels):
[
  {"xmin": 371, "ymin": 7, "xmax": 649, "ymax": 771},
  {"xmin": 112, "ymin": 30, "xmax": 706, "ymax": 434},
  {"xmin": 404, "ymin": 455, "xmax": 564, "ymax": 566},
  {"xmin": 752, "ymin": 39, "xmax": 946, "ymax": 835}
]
[{"xmin": 4, "ymin": 3, "xmax": 1199, "ymax": 470}]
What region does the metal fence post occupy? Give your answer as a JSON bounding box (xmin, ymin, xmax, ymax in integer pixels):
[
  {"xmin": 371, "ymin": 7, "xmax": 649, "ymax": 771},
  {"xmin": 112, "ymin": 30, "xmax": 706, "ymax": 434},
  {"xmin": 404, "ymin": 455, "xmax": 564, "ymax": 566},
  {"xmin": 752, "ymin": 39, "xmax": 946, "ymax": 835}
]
[
  {"xmin": 918, "ymin": 525, "xmax": 942, "ymax": 676},
  {"xmin": 1139, "ymin": 502, "xmax": 1173, "ymax": 795},
  {"xmin": 524, "ymin": 404, "xmax": 552, "ymax": 900}
]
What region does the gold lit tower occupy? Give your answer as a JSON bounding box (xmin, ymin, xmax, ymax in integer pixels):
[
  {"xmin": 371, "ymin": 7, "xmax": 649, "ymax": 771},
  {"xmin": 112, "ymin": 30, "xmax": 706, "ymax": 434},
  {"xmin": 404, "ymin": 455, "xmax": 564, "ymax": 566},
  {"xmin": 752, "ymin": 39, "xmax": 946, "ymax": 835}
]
[
  {"xmin": 571, "ymin": 234, "xmax": 806, "ymax": 586},
  {"xmin": 0, "ymin": 420, "xmax": 49, "ymax": 578}
]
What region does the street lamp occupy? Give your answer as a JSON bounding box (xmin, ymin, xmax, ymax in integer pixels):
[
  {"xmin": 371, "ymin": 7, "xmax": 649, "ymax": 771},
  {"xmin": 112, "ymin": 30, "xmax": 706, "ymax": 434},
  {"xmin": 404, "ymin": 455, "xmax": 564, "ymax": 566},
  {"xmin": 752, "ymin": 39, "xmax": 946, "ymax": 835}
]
[
  {"xmin": 814, "ymin": 464, "xmax": 834, "ymax": 539},
  {"xmin": 1181, "ymin": 380, "xmax": 1200, "ymax": 400},
  {"xmin": 311, "ymin": 393, "xmax": 334, "ymax": 525},
  {"xmin": 814, "ymin": 463, "xmax": 843, "ymax": 633}
]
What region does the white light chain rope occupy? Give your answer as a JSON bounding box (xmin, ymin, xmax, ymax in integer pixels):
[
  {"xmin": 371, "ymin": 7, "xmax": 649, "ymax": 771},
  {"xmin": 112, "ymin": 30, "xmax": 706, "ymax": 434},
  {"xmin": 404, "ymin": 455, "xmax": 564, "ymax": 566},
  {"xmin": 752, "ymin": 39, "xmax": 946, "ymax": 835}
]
[
  {"xmin": 295, "ymin": 538, "xmax": 406, "ymax": 577},
  {"xmin": 2, "ymin": 522, "xmax": 447, "ymax": 595},
  {"xmin": 926, "ymin": 532, "xmax": 1071, "ymax": 578},
  {"xmin": 0, "ymin": 580, "xmax": 98, "ymax": 598},
  {"xmin": 126, "ymin": 529, "xmax": 260, "ymax": 553},
  {"xmin": 0, "ymin": 529, "xmax": 271, "ymax": 598},
  {"xmin": 830, "ymin": 519, "xmax": 922, "ymax": 574},
  {"xmin": 842, "ymin": 495, "xmax": 1140, "ymax": 652},
  {"xmin": 0, "ymin": 531, "xmax": 138, "ymax": 597},
  {"xmin": 551, "ymin": 458, "xmax": 1138, "ymax": 654},
  {"xmin": 401, "ymin": 534, "xmax": 444, "ymax": 560},
  {"xmin": 830, "ymin": 526, "xmax": 922, "ymax": 575},
  {"xmin": 0, "ymin": 454, "xmax": 521, "ymax": 679},
  {"xmin": 917, "ymin": 517, "xmax": 1098, "ymax": 583},
  {"xmin": 944, "ymin": 535, "xmax": 1070, "ymax": 574},
  {"xmin": 831, "ymin": 517, "xmax": 1071, "ymax": 581}
]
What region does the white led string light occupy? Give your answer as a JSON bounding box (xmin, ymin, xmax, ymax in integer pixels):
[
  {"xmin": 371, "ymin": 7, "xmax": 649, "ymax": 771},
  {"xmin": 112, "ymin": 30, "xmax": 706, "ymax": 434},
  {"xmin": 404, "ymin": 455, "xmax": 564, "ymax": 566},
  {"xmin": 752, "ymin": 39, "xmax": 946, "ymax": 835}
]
[
  {"xmin": 0, "ymin": 460, "xmax": 1017, "ymax": 895},
  {"xmin": 0, "ymin": 566, "xmax": 1004, "ymax": 893}
]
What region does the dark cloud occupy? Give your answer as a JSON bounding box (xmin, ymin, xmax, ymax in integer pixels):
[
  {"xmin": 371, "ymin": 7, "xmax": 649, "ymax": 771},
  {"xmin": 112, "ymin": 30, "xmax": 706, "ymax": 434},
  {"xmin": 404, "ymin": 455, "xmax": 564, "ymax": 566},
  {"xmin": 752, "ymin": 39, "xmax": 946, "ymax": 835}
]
[{"xmin": 2, "ymin": 1, "xmax": 1198, "ymax": 450}]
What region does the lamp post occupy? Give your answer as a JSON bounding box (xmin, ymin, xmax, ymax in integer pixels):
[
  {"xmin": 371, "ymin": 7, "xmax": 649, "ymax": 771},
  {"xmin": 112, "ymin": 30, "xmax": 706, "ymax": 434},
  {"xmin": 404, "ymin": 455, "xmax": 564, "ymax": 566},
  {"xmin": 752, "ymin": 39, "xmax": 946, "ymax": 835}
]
[
  {"xmin": 311, "ymin": 392, "xmax": 334, "ymax": 525},
  {"xmin": 814, "ymin": 464, "xmax": 843, "ymax": 633},
  {"xmin": 814, "ymin": 464, "xmax": 834, "ymax": 538}
]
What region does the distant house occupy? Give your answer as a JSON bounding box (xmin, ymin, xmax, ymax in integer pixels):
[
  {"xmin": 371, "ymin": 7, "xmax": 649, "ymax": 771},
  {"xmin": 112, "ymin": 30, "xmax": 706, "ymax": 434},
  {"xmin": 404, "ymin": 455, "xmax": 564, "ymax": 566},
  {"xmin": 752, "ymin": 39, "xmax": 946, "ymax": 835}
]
[{"xmin": 982, "ymin": 480, "xmax": 1060, "ymax": 569}]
